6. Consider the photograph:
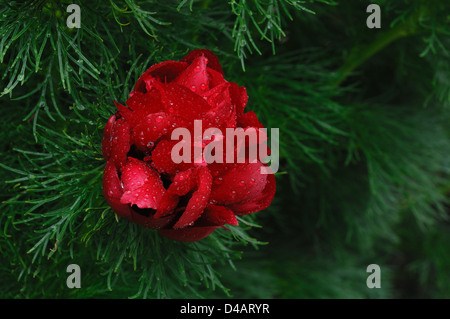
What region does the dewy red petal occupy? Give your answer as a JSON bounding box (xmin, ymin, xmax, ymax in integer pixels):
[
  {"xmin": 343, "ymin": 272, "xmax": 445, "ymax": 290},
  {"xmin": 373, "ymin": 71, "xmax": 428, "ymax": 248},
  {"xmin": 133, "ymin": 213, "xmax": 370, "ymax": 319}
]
[
  {"xmin": 229, "ymin": 172, "xmax": 276, "ymax": 215},
  {"xmin": 173, "ymin": 167, "xmax": 212, "ymax": 229},
  {"xmin": 101, "ymin": 49, "xmax": 276, "ymax": 241},
  {"xmin": 201, "ymin": 82, "xmax": 231, "ymax": 107},
  {"xmin": 206, "ymin": 68, "xmax": 227, "ymax": 88},
  {"xmin": 230, "ymin": 82, "xmax": 248, "ymax": 116},
  {"xmin": 120, "ymin": 158, "xmax": 165, "ymax": 209},
  {"xmin": 151, "ymin": 139, "xmax": 193, "ymax": 175},
  {"xmin": 174, "ymin": 54, "xmax": 209, "ymax": 92},
  {"xmin": 102, "ymin": 115, "xmax": 116, "ymax": 160},
  {"xmin": 158, "ymin": 225, "xmax": 218, "ymax": 242},
  {"xmin": 108, "ymin": 117, "xmax": 131, "ymax": 169},
  {"xmin": 202, "ymin": 82, "xmax": 237, "ymax": 131},
  {"xmin": 119, "ymin": 90, "xmax": 165, "ymax": 127},
  {"xmin": 134, "ymin": 61, "xmax": 188, "ymax": 93},
  {"xmin": 167, "ymin": 169, "xmax": 196, "ymax": 196},
  {"xmin": 130, "ymin": 209, "xmax": 174, "ymax": 230},
  {"xmin": 201, "ymin": 205, "xmax": 239, "ymax": 226},
  {"xmin": 160, "ymin": 83, "xmax": 210, "ymax": 120},
  {"xmin": 102, "ymin": 160, "xmax": 133, "ymax": 221},
  {"xmin": 181, "ymin": 49, "xmax": 223, "ymax": 74},
  {"xmin": 210, "ymin": 162, "xmax": 267, "ymax": 205},
  {"xmin": 237, "ymin": 111, "xmax": 264, "ymax": 129},
  {"xmin": 130, "ymin": 112, "xmax": 171, "ymax": 151},
  {"xmin": 154, "ymin": 169, "xmax": 196, "ymax": 218}
]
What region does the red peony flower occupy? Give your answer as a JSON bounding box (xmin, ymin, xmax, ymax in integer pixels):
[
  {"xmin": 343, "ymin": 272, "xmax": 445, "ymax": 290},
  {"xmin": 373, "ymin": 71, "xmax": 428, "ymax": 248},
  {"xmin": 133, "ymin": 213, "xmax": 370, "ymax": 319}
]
[{"xmin": 102, "ymin": 49, "xmax": 276, "ymax": 241}]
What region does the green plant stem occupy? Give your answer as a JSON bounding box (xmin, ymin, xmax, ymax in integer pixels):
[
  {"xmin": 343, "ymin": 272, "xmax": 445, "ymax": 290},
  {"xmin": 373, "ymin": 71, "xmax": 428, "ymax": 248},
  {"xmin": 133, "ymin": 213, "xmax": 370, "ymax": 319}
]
[{"xmin": 333, "ymin": 9, "xmax": 422, "ymax": 87}]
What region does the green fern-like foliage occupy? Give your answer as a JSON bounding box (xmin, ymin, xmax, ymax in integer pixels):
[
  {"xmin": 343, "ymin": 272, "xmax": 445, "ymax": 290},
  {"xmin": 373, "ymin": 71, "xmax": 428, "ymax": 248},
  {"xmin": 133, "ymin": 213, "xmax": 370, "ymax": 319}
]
[{"xmin": 1, "ymin": 0, "xmax": 449, "ymax": 298}]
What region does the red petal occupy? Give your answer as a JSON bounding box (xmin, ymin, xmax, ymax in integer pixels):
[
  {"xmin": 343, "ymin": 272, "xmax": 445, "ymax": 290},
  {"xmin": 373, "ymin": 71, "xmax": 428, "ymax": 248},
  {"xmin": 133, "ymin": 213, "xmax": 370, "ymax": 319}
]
[
  {"xmin": 168, "ymin": 169, "xmax": 197, "ymax": 196},
  {"xmin": 154, "ymin": 191, "xmax": 179, "ymax": 218},
  {"xmin": 154, "ymin": 169, "xmax": 196, "ymax": 218},
  {"xmin": 109, "ymin": 117, "xmax": 131, "ymax": 169},
  {"xmin": 201, "ymin": 82, "xmax": 237, "ymax": 131},
  {"xmin": 207, "ymin": 68, "xmax": 227, "ymax": 88},
  {"xmin": 102, "ymin": 160, "xmax": 133, "ymax": 221},
  {"xmin": 229, "ymin": 171, "xmax": 276, "ymax": 215},
  {"xmin": 160, "ymin": 83, "xmax": 210, "ymax": 120},
  {"xmin": 131, "ymin": 113, "xmax": 190, "ymax": 152},
  {"xmin": 151, "ymin": 139, "xmax": 193, "ymax": 175},
  {"xmin": 173, "ymin": 167, "xmax": 212, "ymax": 229},
  {"xmin": 210, "ymin": 162, "xmax": 267, "ymax": 205},
  {"xmin": 130, "ymin": 209, "xmax": 175, "ymax": 230},
  {"xmin": 114, "ymin": 101, "xmax": 133, "ymax": 123},
  {"xmin": 130, "ymin": 112, "xmax": 171, "ymax": 151},
  {"xmin": 181, "ymin": 49, "xmax": 223, "ymax": 74},
  {"xmin": 120, "ymin": 158, "xmax": 165, "ymax": 209},
  {"xmin": 237, "ymin": 111, "xmax": 264, "ymax": 129},
  {"xmin": 201, "ymin": 205, "xmax": 238, "ymax": 226},
  {"xmin": 174, "ymin": 54, "xmax": 210, "ymax": 93},
  {"xmin": 118, "ymin": 90, "xmax": 164, "ymax": 127},
  {"xmin": 230, "ymin": 82, "xmax": 248, "ymax": 116},
  {"xmin": 127, "ymin": 89, "xmax": 164, "ymax": 114},
  {"xmin": 102, "ymin": 115, "xmax": 116, "ymax": 160},
  {"xmin": 158, "ymin": 226, "xmax": 218, "ymax": 242},
  {"xmin": 133, "ymin": 61, "xmax": 188, "ymax": 93},
  {"xmin": 227, "ymin": 126, "xmax": 270, "ymax": 162},
  {"xmin": 201, "ymin": 82, "xmax": 230, "ymax": 107}
]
